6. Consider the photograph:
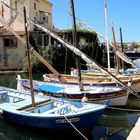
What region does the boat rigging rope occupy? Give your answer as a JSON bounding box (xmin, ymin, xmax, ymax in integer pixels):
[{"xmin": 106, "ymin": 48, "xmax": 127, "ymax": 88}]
[
  {"xmin": 107, "ymin": 106, "xmax": 140, "ymax": 112},
  {"xmin": 69, "ymin": 13, "xmax": 133, "ymax": 65},
  {"xmin": 63, "ymin": 115, "xmax": 88, "ymax": 140}
]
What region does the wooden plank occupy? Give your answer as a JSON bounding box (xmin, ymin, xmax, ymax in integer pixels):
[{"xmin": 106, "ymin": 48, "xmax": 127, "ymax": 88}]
[
  {"xmin": 18, "ymin": 99, "xmax": 53, "ymax": 111},
  {"xmin": 33, "ymin": 50, "xmax": 59, "ymax": 75}
]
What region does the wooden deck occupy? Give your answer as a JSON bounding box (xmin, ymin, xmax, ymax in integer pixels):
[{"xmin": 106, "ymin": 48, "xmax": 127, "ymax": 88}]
[{"xmin": 127, "ymin": 117, "xmax": 140, "ymax": 140}]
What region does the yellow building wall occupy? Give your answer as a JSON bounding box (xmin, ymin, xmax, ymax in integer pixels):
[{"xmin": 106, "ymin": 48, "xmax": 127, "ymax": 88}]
[{"xmin": 10, "ymin": 0, "xmax": 52, "ymax": 31}]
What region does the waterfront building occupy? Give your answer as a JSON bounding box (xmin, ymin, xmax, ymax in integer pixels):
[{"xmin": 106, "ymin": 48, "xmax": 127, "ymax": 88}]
[{"xmin": 0, "ymin": 0, "xmax": 53, "ymax": 70}]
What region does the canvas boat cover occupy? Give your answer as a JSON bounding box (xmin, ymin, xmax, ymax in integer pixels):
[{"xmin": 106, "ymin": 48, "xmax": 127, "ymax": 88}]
[{"xmin": 35, "ymin": 84, "xmax": 64, "ymax": 93}]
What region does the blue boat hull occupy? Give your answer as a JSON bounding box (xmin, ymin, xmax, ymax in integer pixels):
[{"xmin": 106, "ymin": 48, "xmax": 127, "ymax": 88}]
[{"xmin": 2, "ymin": 109, "xmax": 104, "ymax": 130}]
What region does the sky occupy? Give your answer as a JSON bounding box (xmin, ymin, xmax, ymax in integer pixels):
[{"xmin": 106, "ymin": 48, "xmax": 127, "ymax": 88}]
[{"xmin": 49, "ymin": 0, "xmax": 140, "ymax": 43}]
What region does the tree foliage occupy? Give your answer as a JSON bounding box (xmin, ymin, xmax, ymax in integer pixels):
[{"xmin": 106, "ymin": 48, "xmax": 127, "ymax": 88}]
[{"xmin": 27, "ymin": 29, "xmax": 103, "ymax": 73}]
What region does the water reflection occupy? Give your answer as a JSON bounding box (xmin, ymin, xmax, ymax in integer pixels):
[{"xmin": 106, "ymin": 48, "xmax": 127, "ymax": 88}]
[
  {"xmin": 93, "ymin": 107, "xmax": 140, "ymax": 139},
  {"xmin": 0, "ymin": 111, "xmax": 139, "ymax": 140},
  {"xmin": 0, "ymin": 119, "xmax": 89, "ymax": 140}
]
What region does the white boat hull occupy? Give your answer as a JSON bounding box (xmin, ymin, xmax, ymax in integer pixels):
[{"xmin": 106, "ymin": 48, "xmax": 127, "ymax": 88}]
[{"xmin": 91, "ymin": 92, "xmax": 129, "ymax": 106}]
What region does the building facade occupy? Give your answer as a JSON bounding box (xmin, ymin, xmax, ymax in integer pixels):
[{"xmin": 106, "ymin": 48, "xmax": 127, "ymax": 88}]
[
  {"xmin": 0, "ymin": 31, "xmax": 25, "ymax": 70},
  {"xmin": 0, "ymin": 0, "xmax": 53, "ymax": 70},
  {"xmin": 1, "ymin": 0, "xmax": 52, "ymax": 31}
]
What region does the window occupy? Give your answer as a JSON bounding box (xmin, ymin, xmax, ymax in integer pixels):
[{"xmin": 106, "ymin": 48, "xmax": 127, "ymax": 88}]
[
  {"xmin": 39, "ymin": 11, "xmax": 48, "ymax": 24},
  {"xmin": 4, "ymin": 37, "xmax": 17, "ymax": 48},
  {"xmin": 34, "ymin": 3, "xmax": 36, "ymax": 10},
  {"xmin": 43, "ymin": 16, "xmax": 46, "ymax": 21}
]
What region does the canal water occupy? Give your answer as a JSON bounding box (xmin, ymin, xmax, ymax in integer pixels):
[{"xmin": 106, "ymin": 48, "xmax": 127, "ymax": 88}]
[{"xmin": 0, "ymin": 73, "xmax": 140, "ymax": 140}]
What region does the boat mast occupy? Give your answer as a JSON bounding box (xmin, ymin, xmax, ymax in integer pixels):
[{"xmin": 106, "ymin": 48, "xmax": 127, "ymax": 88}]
[
  {"xmin": 70, "ymin": 0, "xmax": 83, "ymax": 91},
  {"xmin": 104, "ymin": 0, "xmax": 110, "ymax": 71},
  {"xmin": 23, "ymin": 7, "xmax": 35, "ymax": 107},
  {"xmin": 120, "ymin": 27, "xmax": 124, "ymax": 70},
  {"xmin": 111, "ymin": 22, "xmax": 120, "ymax": 73}
]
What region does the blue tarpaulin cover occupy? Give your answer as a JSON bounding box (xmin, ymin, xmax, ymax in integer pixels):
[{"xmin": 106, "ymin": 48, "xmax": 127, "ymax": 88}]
[{"xmin": 35, "ymin": 84, "xmax": 63, "ymax": 93}]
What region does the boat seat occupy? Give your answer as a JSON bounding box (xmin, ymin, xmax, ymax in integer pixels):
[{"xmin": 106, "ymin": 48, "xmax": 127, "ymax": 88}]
[
  {"xmin": 18, "ymin": 99, "xmax": 53, "ymax": 111},
  {"xmin": 42, "ymin": 104, "xmax": 69, "ymax": 114}
]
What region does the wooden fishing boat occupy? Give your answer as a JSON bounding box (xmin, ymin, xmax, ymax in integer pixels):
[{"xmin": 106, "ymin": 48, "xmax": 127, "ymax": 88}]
[
  {"xmin": 43, "ymin": 73, "xmax": 140, "ymax": 93},
  {"xmin": 0, "ymin": 86, "xmax": 108, "ymax": 131},
  {"xmin": 17, "ymin": 75, "xmax": 129, "ymax": 106}
]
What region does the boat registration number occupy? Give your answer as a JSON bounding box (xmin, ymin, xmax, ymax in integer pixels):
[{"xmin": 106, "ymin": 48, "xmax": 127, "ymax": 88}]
[{"xmin": 56, "ymin": 117, "xmax": 80, "ymax": 123}]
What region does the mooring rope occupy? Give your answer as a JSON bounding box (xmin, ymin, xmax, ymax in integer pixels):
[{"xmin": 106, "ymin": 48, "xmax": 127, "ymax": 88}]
[
  {"xmin": 63, "ymin": 115, "xmax": 88, "ymax": 140},
  {"xmin": 107, "ymin": 106, "xmax": 140, "ymax": 112}
]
